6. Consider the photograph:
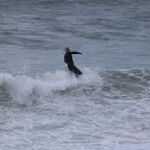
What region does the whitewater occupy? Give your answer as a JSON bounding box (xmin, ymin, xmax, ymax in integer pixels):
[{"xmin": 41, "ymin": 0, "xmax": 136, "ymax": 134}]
[{"xmin": 0, "ymin": 68, "xmax": 150, "ymax": 150}]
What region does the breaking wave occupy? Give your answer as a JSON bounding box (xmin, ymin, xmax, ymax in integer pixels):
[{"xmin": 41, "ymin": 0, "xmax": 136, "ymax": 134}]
[{"xmin": 0, "ymin": 68, "xmax": 149, "ymax": 106}]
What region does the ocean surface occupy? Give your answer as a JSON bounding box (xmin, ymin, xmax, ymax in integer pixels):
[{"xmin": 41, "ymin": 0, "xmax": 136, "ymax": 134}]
[{"xmin": 0, "ymin": 0, "xmax": 150, "ymax": 150}]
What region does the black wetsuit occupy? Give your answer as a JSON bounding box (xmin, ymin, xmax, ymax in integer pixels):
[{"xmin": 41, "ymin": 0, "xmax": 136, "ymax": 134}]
[{"xmin": 64, "ymin": 51, "xmax": 82, "ymax": 76}]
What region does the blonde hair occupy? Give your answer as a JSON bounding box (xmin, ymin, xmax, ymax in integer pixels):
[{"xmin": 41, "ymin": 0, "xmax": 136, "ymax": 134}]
[{"xmin": 64, "ymin": 47, "xmax": 70, "ymax": 52}]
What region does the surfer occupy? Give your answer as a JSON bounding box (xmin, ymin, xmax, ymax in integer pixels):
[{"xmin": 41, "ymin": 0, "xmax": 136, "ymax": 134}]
[{"xmin": 64, "ymin": 47, "xmax": 82, "ymax": 77}]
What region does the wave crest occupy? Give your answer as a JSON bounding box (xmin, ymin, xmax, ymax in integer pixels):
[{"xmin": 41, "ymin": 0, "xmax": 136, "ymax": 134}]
[
  {"xmin": 0, "ymin": 69, "xmax": 101, "ymax": 105},
  {"xmin": 0, "ymin": 68, "xmax": 149, "ymax": 106}
]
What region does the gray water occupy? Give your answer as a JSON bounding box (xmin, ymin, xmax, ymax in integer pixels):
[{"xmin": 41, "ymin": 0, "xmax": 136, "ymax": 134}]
[
  {"xmin": 0, "ymin": 0, "xmax": 150, "ymax": 72},
  {"xmin": 0, "ymin": 0, "xmax": 150, "ymax": 150}
]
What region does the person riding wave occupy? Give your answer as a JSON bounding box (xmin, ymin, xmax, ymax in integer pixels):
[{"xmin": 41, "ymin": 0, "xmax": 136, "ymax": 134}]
[{"xmin": 64, "ymin": 47, "xmax": 82, "ymax": 77}]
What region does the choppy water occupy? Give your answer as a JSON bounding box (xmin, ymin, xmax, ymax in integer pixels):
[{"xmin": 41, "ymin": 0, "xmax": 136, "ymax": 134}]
[{"xmin": 0, "ymin": 0, "xmax": 150, "ymax": 150}]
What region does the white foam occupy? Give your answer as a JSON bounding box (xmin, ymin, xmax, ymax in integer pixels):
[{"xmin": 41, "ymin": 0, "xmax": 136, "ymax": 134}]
[{"xmin": 0, "ymin": 68, "xmax": 101, "ymax": 105}]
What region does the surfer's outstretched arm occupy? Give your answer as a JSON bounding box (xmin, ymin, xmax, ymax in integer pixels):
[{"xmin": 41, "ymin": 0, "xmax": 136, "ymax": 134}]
[{"xmin": 70, "ymin": 51, "xmax": 82, "ymax": 55}]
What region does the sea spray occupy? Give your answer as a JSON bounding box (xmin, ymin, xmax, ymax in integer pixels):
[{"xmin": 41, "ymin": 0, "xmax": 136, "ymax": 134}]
[{"xmin": 0, "ymin": 68, "xmax": 101, "ymax": 105}]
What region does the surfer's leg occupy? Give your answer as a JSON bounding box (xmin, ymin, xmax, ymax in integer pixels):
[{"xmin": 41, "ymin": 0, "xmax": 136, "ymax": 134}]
[
  {"xmin": 73, "ymin": 65, "xmax": 82, "ymax": 77},
  {"xmin": 68, "ymin": 64, "xmax": 74, "ymax": 73},
  {"xmin": 67, "ymin": 64, "xmax": 82, "ymax": 77}
]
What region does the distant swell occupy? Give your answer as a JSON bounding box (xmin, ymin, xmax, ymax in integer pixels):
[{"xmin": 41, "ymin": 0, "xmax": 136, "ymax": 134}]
[{"xmin": 0, "ymin": 68, "xmax": 150, "ymax": 106}]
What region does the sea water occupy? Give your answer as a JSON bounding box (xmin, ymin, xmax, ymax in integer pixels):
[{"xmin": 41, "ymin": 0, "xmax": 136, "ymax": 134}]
[{"xmin": 0, "ymin": 0, "xmax": 150, "ymax": 150}]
